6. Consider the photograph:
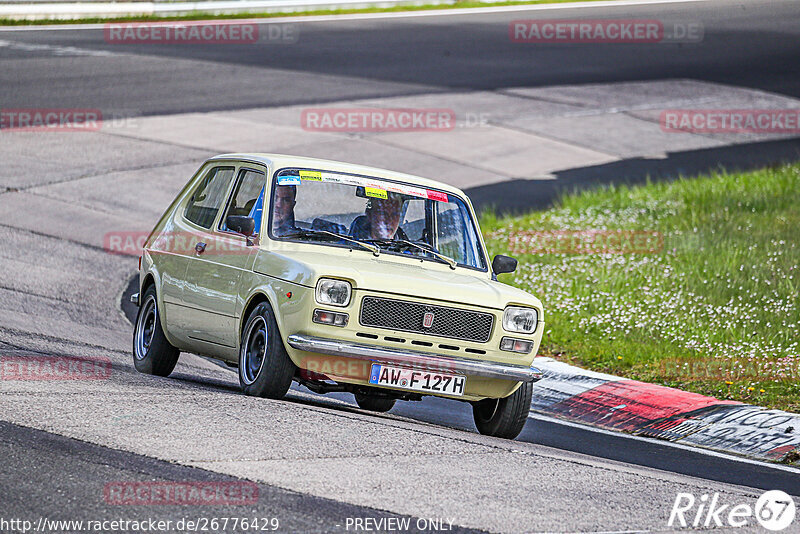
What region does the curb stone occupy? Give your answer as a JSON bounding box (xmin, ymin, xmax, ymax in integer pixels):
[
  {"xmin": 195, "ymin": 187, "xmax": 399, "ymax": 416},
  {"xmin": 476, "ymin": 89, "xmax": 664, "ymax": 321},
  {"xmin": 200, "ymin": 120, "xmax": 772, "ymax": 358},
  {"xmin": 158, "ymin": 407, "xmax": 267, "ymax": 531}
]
[{"xmin": 531, "ymin": 357, "xmax": 800, "ymax": 464}]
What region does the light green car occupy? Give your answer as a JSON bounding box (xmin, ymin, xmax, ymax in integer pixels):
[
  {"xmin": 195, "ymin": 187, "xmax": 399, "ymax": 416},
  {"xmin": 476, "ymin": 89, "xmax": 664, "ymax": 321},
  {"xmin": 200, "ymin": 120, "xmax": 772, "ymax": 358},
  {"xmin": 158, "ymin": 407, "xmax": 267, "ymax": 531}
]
[{"xmin": 132, "ymin": 154, "xmax": 544, "ymax": 439}]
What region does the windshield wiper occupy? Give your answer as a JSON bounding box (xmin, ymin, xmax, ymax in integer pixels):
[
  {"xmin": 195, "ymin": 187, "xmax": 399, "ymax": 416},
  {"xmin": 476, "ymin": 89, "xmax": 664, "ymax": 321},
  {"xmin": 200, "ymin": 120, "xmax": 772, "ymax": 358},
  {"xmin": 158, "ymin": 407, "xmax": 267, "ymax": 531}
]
[
  {"xmin": 282, "ymin": 229, "xmax": 380, "ymax": 256},
  {"xmin": 365, "ymin": 238, "xmax": 457, "ymax": 269}
]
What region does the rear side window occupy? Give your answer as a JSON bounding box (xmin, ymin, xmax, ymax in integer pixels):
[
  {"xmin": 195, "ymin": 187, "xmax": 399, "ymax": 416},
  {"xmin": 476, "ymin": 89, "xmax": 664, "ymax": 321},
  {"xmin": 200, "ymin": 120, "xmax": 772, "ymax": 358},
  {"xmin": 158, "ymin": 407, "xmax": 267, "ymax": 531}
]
[
  {"xmin": 220, "ymin": 168, "xmax": 266, "ymax": 234},
  {"xmin": 184, "ymin": 166, "xmax": 235, "ymax": 229}
]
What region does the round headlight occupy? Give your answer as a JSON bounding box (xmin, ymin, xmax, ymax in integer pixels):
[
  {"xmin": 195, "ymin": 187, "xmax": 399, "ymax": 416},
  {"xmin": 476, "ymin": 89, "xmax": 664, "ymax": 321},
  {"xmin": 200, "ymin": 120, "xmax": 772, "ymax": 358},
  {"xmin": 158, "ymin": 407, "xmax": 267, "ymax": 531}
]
[
  {"xmin": 315, "ymin": 278, "xmax": 352, "ymax": 307},
  {"xmin": 502, "ymin": 306, "xmax": 538, "ymax": 334}
]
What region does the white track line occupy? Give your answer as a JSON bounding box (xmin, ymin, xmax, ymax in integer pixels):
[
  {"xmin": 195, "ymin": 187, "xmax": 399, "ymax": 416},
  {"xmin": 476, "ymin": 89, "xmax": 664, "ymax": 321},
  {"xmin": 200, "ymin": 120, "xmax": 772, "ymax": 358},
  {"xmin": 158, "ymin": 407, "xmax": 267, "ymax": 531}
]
[
  {"xmin": 0, "ymin": 0, "xmax": 722, "ymax": 31},
  {"xmin": 0, "ymin": 37, "xmax": 118, "ymax": 55}
]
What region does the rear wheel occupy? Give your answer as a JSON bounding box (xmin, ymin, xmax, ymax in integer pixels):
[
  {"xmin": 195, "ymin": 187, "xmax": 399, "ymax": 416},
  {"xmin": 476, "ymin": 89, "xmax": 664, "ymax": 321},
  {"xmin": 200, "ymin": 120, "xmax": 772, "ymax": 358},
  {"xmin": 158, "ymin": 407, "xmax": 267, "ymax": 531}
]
[
  {"xmin": 239, "ymin": 301, "xmax": 295, "ymax": 399},
  {"xmin": 132, "ymin": 285, "xmax": 179, "ymax": 376},
  {"xmin": 354, "ymin": 393, "xmax": 395, "ymax": 413},
  {"xmin": 472, "ymin": 381, "xmax": 532, "ymax": 439}
]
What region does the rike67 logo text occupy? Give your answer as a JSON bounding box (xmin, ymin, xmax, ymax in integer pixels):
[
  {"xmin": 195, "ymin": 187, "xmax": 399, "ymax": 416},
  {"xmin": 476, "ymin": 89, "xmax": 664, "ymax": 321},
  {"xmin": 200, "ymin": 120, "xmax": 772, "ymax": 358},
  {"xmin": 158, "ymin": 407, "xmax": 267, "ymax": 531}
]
[{"xmin": 669, "ymin": 490, "xmax": 795, "ymax": 531}]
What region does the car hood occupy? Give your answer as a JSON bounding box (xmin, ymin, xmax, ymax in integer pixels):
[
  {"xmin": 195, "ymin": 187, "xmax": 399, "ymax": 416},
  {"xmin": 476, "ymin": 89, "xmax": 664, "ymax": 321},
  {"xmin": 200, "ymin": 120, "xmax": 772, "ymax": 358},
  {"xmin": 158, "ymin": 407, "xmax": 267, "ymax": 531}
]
[{"xmin": 254, "ymin": 246, "xmax": 542, "ymax": 312}]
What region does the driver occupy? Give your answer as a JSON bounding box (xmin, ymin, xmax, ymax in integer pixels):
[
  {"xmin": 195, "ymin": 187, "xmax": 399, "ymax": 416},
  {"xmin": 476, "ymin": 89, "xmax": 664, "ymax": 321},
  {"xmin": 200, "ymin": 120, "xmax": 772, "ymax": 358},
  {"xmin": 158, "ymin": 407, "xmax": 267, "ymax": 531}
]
[
  {"xmin": 350, "ymin": 194, "xmax": 407, "ymax": 240},
  {"xmin": 272, "ymin": 184, "xmax": 298, "ymax": 236}
]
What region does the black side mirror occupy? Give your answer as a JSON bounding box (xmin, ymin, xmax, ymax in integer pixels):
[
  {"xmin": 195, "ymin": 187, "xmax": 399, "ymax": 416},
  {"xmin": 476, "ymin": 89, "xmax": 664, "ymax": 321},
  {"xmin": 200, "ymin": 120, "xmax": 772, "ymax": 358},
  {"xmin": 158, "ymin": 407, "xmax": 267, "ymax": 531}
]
[
  {"xmin": 226, "ymin": 215, "xmax": 256, "ymax": 237},
  {"xmin": 492, "ymin": 254, "xmax": 518, "ymax": 275}
]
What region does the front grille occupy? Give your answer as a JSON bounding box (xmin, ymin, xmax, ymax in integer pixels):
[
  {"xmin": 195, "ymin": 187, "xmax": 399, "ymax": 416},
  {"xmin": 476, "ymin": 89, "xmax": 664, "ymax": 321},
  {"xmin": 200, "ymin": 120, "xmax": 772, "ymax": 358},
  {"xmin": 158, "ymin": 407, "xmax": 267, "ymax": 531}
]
[{"xmin": 359, "ymin": 296, "xmax": 494, "ymax": 343}]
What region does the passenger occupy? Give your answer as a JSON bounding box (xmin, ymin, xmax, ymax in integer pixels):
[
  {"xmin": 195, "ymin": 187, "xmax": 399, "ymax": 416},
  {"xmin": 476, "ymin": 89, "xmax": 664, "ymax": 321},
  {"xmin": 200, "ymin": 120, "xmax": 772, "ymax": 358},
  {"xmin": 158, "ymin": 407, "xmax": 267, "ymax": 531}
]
[
  {"xmin": 350, "ymin": 194, "xmax": 406, "ymax": 240},
  {"xmin": 272, "ymin": 185, "xmax": 298, "ymax": 236}
]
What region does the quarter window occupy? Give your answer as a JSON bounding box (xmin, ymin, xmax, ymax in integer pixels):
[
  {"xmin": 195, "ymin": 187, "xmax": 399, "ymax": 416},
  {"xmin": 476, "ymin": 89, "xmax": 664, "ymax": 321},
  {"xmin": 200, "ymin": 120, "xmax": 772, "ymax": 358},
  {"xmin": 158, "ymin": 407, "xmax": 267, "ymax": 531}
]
[
  {"xmin": 220, "ymin": 169, "xmax": 266, "ymax": 234},
  {"xmin": 184, "ymin": 166, "xmax": 235, "ymax": 229}
]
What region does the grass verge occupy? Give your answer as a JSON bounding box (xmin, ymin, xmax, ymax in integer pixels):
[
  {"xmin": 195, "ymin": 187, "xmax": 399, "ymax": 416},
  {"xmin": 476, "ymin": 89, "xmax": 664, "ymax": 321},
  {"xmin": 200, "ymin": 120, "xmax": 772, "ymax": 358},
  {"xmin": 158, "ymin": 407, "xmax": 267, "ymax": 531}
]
[
  {"xmin": 0, "ymin": 0, "xmax": 614, "ymax": 26},
  {"xmin": 482, "ymin": 164, "xmax": 800, "ymax": 412}
]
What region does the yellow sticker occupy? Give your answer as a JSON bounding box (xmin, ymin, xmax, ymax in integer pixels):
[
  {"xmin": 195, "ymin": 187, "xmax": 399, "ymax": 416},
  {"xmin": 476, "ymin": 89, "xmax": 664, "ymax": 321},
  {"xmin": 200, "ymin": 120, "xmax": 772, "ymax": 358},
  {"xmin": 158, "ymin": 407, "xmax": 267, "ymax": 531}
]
[
  {"xmin": 299, "ymin": 170, "xmax": 322, "ymax": 181},
  {"xmin": 365, "ymin": 187, "xmax": 388, "ymax": 199}
]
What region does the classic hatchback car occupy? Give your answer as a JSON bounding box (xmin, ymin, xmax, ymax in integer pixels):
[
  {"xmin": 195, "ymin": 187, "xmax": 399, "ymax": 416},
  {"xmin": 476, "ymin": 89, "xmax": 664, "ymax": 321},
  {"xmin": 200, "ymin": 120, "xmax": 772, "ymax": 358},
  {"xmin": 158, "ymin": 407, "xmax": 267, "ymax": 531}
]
[{"xmin": 132, "ymin": 154, "xmax": 544, "ymax": 439}]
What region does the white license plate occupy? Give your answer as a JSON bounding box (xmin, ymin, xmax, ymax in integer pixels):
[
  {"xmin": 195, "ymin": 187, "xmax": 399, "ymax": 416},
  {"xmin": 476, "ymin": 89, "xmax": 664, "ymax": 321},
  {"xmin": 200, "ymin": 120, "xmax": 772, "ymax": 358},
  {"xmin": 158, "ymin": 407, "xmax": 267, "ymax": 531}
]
[{"xmin": 369, "ymin": 364, "xmax": 465, "ymax": 396}]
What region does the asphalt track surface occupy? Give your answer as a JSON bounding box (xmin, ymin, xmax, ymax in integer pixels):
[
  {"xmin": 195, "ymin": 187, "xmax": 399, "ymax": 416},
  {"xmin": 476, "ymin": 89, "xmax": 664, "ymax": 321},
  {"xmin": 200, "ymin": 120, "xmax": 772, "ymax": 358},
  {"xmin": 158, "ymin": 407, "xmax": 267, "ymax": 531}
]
[
  {"xmin": 0, "ymin": 0, "xmax": 799, "ymax": 113},
  {"xmin": 2, "ymin": 0, "xmax": 800, "ymax": 532},
  {"xmin": 1, "ymin": 422, "xmax": 481, "ymax": 534}
]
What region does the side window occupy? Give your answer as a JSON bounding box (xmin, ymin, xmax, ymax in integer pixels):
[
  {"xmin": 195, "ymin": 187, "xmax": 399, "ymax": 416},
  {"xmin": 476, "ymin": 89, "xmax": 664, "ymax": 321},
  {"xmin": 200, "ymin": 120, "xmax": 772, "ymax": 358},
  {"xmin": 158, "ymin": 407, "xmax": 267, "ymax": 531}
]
[
  {"xmin": 220, "ymin": 168, "xmax": 266, "ymax": 234},
  {"xmin": 436, "ymin": 200, "xmax": 483, "ymax": 268},
  {"xmin": 184, "ymin": 166, "xmax": 235, "ymax": 229}
]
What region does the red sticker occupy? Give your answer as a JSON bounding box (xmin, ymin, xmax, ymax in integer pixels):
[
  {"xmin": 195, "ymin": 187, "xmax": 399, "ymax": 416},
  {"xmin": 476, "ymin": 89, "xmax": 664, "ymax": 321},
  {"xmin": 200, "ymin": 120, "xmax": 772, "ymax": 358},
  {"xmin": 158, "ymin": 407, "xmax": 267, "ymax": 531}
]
[{"xmin": 426, "ymin": 190, "xmax": 448, "ymax": 202}]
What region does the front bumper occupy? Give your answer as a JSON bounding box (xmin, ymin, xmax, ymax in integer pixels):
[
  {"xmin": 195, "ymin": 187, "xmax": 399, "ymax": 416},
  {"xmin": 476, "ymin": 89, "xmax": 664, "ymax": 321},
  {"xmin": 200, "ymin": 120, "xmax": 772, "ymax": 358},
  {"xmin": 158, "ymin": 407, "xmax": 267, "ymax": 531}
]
[{"xmin": 287, "ymin": 334, "xmax": 542, "ymax": 382}]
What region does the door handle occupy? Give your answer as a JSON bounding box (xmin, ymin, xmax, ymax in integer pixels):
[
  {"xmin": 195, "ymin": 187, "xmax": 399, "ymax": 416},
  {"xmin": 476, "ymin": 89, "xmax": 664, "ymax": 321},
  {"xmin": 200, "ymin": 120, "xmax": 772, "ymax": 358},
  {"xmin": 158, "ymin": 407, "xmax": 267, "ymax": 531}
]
[{"xmin": 195, "ymin": 242, "xmax": 207, "ymax": 254}]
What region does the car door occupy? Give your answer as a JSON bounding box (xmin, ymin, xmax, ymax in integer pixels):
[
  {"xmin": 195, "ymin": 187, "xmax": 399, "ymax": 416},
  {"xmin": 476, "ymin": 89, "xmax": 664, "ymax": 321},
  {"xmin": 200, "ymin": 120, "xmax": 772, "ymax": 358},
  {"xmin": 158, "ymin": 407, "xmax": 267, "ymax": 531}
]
[
  {"xmin": 154, "ymin": 164, "xmax": 236, "ymax": 343},
  {"xmin": 182, "ymin": 165, "xmax": 266, "ymax": 356}
]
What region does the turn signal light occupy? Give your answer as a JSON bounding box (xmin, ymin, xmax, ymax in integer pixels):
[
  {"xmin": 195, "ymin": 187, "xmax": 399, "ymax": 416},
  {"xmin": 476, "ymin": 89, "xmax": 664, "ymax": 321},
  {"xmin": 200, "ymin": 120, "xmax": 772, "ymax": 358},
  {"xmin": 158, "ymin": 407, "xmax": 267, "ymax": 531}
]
[
  {"xmin": 500, "ymin": 337, "xmax": 533, "ymax": 354},
  {"xmin": 313, "ymin": 309, "xmax": 349, "ymax": 327}
]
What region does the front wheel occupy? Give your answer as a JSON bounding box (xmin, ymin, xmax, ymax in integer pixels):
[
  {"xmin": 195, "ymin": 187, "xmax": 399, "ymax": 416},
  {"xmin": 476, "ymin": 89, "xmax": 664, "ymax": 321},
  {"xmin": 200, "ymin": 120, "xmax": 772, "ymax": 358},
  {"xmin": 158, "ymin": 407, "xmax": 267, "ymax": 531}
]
[
  {"xmin": 472, "ymin": 381, "xmax": 533, "ymax": 439},
  {"xmin": 239, "ymin": 301, "xmax": 295, "ymax": 399},
  {"xmin": 132, "ymin": 285, "xmax": 179, "ymax": 376}
]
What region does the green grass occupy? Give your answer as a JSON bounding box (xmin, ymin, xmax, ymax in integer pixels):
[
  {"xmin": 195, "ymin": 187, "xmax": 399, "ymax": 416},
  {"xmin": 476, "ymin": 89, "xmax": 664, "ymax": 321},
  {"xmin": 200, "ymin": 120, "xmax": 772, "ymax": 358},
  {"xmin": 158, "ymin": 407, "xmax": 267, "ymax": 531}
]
[
  {"xmin": 481, "ymin": 164, "xmax": 800, "ymax": 412},
  {"xmin": 0, "ymin": 0, "xmax": 614, "ymax": 26}
]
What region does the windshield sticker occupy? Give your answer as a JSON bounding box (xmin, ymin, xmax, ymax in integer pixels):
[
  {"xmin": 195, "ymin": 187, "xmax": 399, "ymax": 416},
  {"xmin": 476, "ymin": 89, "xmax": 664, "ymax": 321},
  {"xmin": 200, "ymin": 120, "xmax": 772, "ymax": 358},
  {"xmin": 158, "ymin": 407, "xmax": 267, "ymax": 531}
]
[
  {"xmin": 426, "ymin": 190, "xmax": 449, "ymax": 203},
  {"xmin": 276, "ymin": 175, "xmax": 301, "ymax": 186},
  {"xmin": 299, "ymin": 170, "xmax": 323, "ymax": 181},
  {"xmin": 283, "ymin": 169, "xmax": 448, "ymax": 202},
  {"xmin": 365, "ymin": 187, "xmax": 388, "ymax": 199}
]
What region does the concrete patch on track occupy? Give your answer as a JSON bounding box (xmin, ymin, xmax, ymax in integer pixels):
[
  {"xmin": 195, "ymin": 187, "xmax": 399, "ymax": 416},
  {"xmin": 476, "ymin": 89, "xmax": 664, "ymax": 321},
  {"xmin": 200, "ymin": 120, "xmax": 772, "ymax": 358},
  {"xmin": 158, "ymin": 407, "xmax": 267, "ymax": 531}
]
[
  {"xmin": 64, "ymin": 79, "xmax": 800, "ymax": 195},
  {"xmin": 532, "ymin": 357, "xmax": 800, "ymax": 465}
]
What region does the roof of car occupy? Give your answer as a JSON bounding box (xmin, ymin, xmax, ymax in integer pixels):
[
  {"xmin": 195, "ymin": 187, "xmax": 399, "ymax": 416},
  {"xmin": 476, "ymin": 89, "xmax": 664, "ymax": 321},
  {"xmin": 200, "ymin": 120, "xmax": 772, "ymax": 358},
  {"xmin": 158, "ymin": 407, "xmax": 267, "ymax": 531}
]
[{"xmin": 208, "ymin": 153, "xmax": 470, "ymax": 198}]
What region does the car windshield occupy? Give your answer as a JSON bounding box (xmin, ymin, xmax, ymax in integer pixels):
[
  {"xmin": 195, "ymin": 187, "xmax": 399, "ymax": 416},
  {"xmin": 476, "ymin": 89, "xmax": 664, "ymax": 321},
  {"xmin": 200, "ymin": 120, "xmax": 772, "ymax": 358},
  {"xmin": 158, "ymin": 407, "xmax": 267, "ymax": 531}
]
[{"xmin": 269, "ymin": 168, "xmax": 487, "ymax": 270}]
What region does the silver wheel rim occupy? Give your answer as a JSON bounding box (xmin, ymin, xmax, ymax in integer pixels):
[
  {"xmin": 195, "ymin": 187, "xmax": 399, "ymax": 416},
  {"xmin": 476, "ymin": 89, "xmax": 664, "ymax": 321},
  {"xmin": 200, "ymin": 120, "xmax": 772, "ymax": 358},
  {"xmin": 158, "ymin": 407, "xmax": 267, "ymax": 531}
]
[
  {"xmin": 135, "ymin": 295, "xmax": 157, "ymax": 361},
  {"xmin": 241, "ymin": 316, "xmax": 268, "ymax": 385}
]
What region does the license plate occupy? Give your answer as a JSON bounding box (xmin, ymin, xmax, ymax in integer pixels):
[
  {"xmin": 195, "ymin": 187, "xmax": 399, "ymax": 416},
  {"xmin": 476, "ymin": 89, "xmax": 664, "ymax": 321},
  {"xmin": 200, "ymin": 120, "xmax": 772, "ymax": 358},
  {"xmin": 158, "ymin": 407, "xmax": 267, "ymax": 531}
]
[{"xmin": 369, "ymin": 364, "xmax": 465, "ymax": 397}]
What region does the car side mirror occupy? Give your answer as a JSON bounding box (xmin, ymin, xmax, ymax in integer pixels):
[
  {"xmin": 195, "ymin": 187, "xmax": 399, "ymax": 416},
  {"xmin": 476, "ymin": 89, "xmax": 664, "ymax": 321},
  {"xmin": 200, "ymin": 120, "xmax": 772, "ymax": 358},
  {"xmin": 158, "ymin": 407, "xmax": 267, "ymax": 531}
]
[
  {"xmin": 226, "ymin": 215, "xmax": 256, "ymax": 237},
  {"xmin": 492, "ymin": 254, "xmax": 518, "ymax": 275}
]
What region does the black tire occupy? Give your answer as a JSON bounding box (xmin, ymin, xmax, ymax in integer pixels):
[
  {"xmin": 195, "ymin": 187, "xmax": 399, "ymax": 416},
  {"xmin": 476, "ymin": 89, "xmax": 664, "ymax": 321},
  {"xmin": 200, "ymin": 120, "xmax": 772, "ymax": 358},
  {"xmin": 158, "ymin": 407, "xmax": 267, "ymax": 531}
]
[
  {"xmin": 132, "ymin": 285, "xmax": 180, "ymax": 376},
  {"xmin": 239, "ymin": 301, "xmax": 295, "ymax": 399},
  {"xmin": 354, "ymin": 393, "xmax": 395, "ymax": 413},
  {"xmin": 472, "ymin": 381, "xmax": 533, "ymax": 439}
]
